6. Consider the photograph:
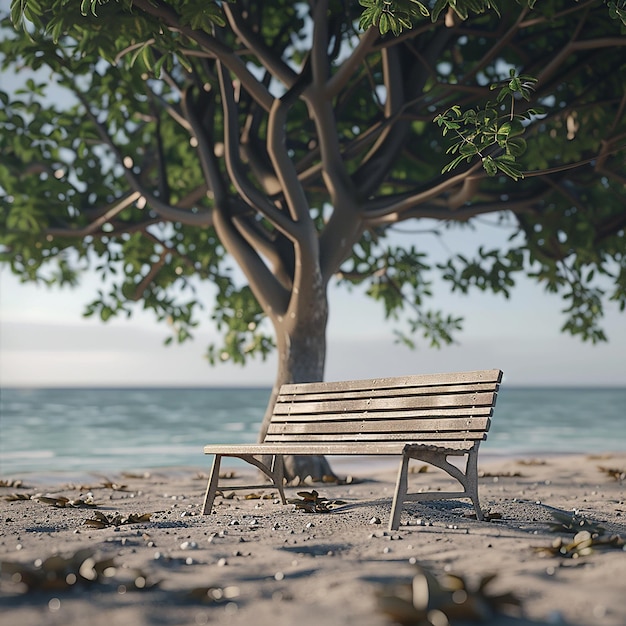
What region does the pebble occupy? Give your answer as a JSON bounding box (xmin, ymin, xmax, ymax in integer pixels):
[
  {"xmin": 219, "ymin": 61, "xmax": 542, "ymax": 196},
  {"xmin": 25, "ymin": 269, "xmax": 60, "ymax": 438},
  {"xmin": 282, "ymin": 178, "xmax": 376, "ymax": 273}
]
[
  {"xmin": 217, "ymin": 558, "xmax": 228, "ymax": 567},
  {"xmin": 180, "ymin": 541, "xmax": 198, "ymax": 550},
  {"xmin": 369, "ymin": 517, "xmax": 382, "ymax": 525}
]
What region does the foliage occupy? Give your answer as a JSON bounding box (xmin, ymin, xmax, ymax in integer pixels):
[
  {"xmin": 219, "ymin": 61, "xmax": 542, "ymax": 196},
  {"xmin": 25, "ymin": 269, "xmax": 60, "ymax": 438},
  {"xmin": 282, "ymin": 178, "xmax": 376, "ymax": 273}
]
[
  {"xmin": 1, "ymin": 0, "xmax": 625, "ymax": 375},
  {"xmin": 434, "ymin": 71, "xmax": 541, "ymax": 181}
]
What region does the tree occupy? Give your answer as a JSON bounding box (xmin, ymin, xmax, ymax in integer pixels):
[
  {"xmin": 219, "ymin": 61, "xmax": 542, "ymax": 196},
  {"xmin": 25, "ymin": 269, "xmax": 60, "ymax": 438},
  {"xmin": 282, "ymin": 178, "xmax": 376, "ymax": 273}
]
[{"xmin": 1, "ymin": 1, "xmax": 625, "ymax": 479}]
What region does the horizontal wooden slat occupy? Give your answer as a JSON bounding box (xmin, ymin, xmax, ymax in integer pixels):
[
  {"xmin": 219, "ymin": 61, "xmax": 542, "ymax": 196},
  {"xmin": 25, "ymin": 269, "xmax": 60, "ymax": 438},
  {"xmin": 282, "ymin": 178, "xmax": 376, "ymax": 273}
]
[
  {"xmin": 273, "ymin": 392, "xmax": 495, "ymax": 416},
  {"xmin": 270, "ymin": 406, "xmax": 493, "ymax": 423},
  {"xmin": 204, "ymin": 441, "xmax": 477, "ymax": 456},
  {"xmin": 280, "ymin": 369, "xmax": 502, "ymax": 395},
  {"xmin": 267, "ymin": 417, "xmax": 490, "ymax": 436},
  {"xmin": 264, "ymin": 432, "xmax": 486, "ymax": 443},
  {"xmin": 277, "ymin": 382, "xmax": 499, "ymax": 404}
]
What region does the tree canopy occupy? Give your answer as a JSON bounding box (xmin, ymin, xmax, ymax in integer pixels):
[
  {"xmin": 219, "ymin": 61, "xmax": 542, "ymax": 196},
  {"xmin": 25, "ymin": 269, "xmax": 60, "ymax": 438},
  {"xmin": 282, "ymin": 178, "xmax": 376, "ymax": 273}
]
[{"xmin": 1, "ymin": 0, "xmax": 625, "ymax": 387}]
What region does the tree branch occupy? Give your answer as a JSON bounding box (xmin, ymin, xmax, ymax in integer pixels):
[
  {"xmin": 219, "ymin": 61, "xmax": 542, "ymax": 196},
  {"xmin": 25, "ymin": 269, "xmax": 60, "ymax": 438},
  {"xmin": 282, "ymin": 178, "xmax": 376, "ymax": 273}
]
[
  {"xmin": 326, "ymin": 27, "xmax": 379, "ymax": 98},
  {"xmin": 216, "ymin": 62, "xmax": 300, "ymax": 240},
  {"xmin": 131, "ymin": 0, "xmax": 274, "ymax": 112},
  {"xmin": 212, "ymin": 203, "xmax": 290, "ymax": 320},
  {"xmin": 45, "ymin": 191, "xmax": 142, "ymax": 238},
  {"xmin": 362, "ymin": 162, "xmax": 485, "ymax": 219},
  {"xmin": 222, "ymin": 3, "xmax": 298, "ymax": 89}
]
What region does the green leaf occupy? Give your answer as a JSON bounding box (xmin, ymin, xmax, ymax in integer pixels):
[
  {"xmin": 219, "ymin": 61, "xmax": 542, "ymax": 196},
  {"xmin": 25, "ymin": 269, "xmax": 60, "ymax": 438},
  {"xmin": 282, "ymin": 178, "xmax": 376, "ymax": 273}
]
[{"xmin": 481, "ymin": 155, "xmax": 498, "ymax": 176}]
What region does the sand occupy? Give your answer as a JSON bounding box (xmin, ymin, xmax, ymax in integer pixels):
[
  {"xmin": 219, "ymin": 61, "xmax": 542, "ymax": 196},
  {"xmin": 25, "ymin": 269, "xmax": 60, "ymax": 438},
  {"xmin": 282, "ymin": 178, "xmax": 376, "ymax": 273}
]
[{"xmin": 1, "ymin": 452, "xmax": 625, "ymax": 626}]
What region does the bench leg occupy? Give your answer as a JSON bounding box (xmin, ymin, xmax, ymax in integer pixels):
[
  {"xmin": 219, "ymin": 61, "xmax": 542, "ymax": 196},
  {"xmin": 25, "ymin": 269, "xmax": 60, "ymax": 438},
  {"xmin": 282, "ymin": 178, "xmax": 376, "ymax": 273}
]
[
  {"xmin": 270, "ymin": 454, "xmax": 287, "ymax": 504},
  {"xmin": 465, "ymin": 450, "xmax": 483, "ymax": 521},
  {"xmin": 202, "ymin": 454, "xmax": 222, "ymax": 515},
  {"xmin": 389, "ymin": 453, "xmax": 410, "ymax": 531}
]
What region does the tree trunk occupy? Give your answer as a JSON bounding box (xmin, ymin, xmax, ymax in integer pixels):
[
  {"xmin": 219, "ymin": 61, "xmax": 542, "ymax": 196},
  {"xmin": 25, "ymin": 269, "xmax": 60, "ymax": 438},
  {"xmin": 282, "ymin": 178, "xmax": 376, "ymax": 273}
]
[{"xmin": 258, "ymin": 277, "xmax": 338, "ymax": 483}]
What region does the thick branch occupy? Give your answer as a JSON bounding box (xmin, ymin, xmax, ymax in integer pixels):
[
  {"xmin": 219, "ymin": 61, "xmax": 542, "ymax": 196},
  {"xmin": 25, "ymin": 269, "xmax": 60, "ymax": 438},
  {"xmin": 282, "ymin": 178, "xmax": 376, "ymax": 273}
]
[
  {"xmin": 362, "ymin": 163, "xmax": 484, "ymax": 219},
  {"xmin": 353, "ymin": 27, "xmax": 455, "ymax": 195},
  {"xmin": 266, "ymin": 82, "xmax": 312, "ymax": 226},
  {"xmin": 131, "ymin": 0, "xmax": 274, "ymax": 112},
  {"xmin": 67, "ymin": 81, "xmax": 214, "ymax": 226},
  {"xmin": 535, "ymin": 38, "xmax": 626, "ymax": 90},
  {"xmin": 326, "ymin": 27, "xmax": 379, "ymax": 98},
  {"xmin": 222, "ymin": 4, "xmax": 298, "ymax": 88},
  {"xmin": 368, "ymin": 194, "xmax": 548, "ymax": 226},
  {"xmin": 232, "ymin": 215, "xmax": 293, "ymax": 291},
  {"xmin": 181, "ymin": 86, "xmax": 228, "ymax": 206},
  {"xmin": 212, "ymin": 203, "xmax": 290, "ymax": 320},
  {"xmin": 216, "ymin": 62, "xmax": 300, "ymax": 240}
]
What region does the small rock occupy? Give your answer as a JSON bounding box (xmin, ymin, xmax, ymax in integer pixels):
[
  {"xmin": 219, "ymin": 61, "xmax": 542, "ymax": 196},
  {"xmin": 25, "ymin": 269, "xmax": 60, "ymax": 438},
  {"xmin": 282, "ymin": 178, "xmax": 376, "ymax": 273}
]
[{"xmin": 369, "ymin": 517, "xmax": 382, "ymax": 525}]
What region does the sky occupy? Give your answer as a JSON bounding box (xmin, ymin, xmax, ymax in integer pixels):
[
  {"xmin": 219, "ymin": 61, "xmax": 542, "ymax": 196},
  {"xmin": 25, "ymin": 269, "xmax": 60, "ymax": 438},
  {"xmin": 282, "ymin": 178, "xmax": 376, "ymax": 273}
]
[
  {"xmin": 2, "ymin": 219, "xmax": 625, "ymax": 388},
  {"xmin": 0, "ymin": 2, "xmax": 624, "ymax": 389}
]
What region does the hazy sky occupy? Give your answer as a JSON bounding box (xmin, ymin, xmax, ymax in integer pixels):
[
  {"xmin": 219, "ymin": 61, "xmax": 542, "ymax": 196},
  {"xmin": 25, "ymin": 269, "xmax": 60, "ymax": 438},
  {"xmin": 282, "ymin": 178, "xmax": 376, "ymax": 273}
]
[
  {"xmin": 2, "ymin": 221, "xmax": 625, "ymax": 388},
  {"xmin": 1, "ymin": 1, "xmax": 624, "ymax": 389}
]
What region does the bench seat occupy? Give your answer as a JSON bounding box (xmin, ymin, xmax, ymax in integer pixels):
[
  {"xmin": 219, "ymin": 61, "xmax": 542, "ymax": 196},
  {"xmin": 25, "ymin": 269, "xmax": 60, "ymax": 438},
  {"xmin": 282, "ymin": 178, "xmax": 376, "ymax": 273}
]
[{"xmin": 201, "ymin": 368, "xmax": 502, "ymax": 530}]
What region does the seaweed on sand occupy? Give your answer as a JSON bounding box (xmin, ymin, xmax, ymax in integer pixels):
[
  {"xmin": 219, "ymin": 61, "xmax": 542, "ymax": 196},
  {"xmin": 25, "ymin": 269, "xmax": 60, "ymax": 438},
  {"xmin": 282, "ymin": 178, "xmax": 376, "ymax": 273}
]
[
  {"xmin": 0, "ymin": 548, "xmax": 156, "ymax": 593},
  {"xmin": 3, "ymin": 492, "xmax": 98, "ymax": 507},
  {"xmin": 2, "ymin": 493, "xmax": 31, "ymax": 502},
  {"xmin": 548, "ymin": 510, "xmax": 605, "ymax": 535},
  {"xmin": 597, "ymin": 466, "xmax": 626, "ymax": 481},
  {"xmin": 534, "ymin": 531, "xmax": 624, "ymax": 559},
  {"xmin": 0, "ymin": 479, "xmax": 25, "ymax": 488},
  {"xmin": 378, "ymin": 565, "xmax": 521, "ymax": 625}
]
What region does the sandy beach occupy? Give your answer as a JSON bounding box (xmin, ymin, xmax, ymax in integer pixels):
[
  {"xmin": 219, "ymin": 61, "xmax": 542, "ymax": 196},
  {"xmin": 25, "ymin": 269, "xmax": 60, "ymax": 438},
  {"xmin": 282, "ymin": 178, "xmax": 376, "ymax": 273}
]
[{"xmin": 1, "ymin": 452, "xmax": 625, "ymax": 626}]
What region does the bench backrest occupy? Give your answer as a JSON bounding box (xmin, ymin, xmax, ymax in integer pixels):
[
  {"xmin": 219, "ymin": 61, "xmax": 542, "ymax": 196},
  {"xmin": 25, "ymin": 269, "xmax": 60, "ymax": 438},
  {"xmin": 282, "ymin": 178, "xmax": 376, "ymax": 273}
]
[{"xmin": 264, "ymin": 369, "xmax": 502, "ymax": 447}]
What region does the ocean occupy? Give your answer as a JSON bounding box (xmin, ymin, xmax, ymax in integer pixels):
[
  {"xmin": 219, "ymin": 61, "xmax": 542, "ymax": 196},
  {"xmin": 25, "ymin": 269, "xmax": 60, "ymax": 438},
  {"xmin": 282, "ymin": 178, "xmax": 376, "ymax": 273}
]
[{"xmin": 1, "ymin": 386, "xmax": 624, "ymax": 477}]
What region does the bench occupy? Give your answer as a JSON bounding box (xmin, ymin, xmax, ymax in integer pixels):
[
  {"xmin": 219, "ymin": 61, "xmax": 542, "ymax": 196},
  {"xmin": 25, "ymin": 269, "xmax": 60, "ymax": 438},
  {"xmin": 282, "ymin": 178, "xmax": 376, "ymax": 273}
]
[{"xmin": 201, "ymin": 368, "xmax": 502, "ymax": 530}]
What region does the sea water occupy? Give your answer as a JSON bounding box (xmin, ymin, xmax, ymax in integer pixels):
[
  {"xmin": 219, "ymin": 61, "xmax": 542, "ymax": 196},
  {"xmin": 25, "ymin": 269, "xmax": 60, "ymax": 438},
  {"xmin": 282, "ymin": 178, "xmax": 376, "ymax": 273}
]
[{"xmin": 1, "ymin": 386, "xmax": 624, "ymax": 476}]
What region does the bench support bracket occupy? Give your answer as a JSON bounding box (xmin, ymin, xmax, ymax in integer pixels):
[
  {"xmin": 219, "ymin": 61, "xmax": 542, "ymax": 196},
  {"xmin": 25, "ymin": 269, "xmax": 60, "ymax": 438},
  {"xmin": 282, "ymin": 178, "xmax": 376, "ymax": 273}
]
[
  {"xmin": 202, "ymin": 454, "xmax": 286, "ymax": 515},
  {"xmin": 389, "ymin": 446, "xmax": 483, "ymax": 531}
]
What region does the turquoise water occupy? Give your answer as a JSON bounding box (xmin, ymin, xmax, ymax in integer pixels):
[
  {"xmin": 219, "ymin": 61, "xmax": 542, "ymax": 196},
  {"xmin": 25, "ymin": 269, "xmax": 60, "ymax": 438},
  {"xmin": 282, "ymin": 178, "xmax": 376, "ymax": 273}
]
[{"xmin": 1, "ymin": 386, "xmax": 624, "ymax": 476}]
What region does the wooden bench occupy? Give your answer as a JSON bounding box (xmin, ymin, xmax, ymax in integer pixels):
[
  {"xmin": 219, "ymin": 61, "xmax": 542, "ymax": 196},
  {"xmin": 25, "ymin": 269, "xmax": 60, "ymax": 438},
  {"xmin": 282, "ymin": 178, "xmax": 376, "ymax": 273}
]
[{"xmin": 201, "ymin": 368, "xmax": 502, "ymax": 530}]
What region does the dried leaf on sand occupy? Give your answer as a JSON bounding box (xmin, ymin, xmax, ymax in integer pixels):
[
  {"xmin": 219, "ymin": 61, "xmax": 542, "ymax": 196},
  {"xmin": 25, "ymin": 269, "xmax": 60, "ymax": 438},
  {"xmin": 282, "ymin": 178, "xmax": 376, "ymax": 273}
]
[
  {"xmin": 287, "ymin": 490, "xmax": 346, "ymax": 513},
  {"xmin": 83, "ymin": 511, "xmax": 152, "ymax": 529}
]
